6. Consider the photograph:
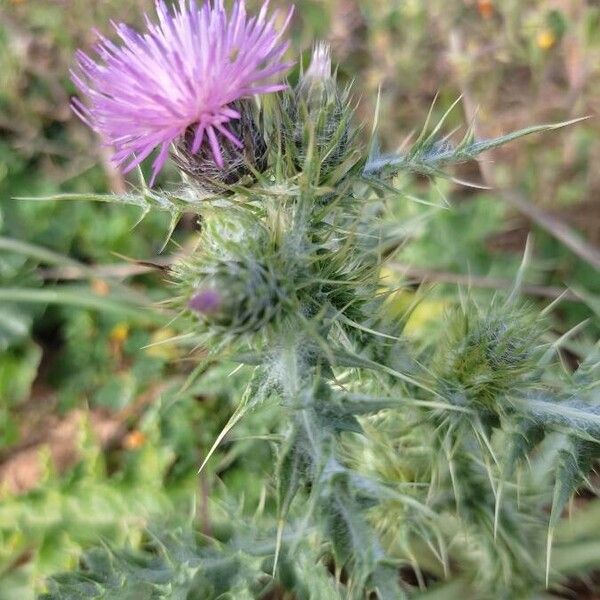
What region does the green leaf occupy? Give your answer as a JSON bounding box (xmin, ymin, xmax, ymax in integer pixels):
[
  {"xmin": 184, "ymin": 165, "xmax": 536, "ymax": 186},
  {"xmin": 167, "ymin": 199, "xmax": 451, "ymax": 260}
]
[
  {"xmin": 324, "ymin": 482, "xmax": 374, "ymax": 570},
  {"xmin": 15, "ymin": 188, "xmax": 199, "ymax": 216},
  {"xmin": 0, "ymin": 341, "xmax": 41, "ymax": 405},
  {"xmin": 277, "ymin": 429, "xmax": 308, "ymax": 517},
  {"xmin": 0, "ymin": 287, "xmax": 165, "ymax": 324},
  {"xmin": 364, "ymin": 117, "xmax": 587, "ymax": 177}
]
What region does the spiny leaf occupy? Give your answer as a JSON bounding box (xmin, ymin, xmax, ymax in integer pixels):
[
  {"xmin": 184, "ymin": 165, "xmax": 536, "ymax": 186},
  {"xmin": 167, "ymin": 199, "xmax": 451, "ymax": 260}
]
[
  {"xmin": 371, "ymin": 564, "xmax": 407, "ymax": 600},
  {"xmin": 40, "ymin": 531, "xmax": 255, "ymax": 600},
  {"xmin": 277, "ymin": 429, "xmax": 309, "ymax": 524},
  {"xmin": 503, "ymin": 417, "xmax": 545, "ymax": 476},
  {"xmin": 546, "ymin": 436, "xmax": 598, "ymax": 586},
  {"xmin": 324, "ymin": 481, "xmax": 374, "ymax": 569},
  {"xmin": 363, "ymin": 117, "xmax": 587, "ymax": 177},
  {"xmin": 550, "ymin": 436, "xmax": 597, "ymax": 529},
  {"xmin": 15, "ymin": 187, "xmax": 203, "ymax": 216},
  {"xmin": 519, "ymin": 395, "xmax": 600, "ymax": 438}
]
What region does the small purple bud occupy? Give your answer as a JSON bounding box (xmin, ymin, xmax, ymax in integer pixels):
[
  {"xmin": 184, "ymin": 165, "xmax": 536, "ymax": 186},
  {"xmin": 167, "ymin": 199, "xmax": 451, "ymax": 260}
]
[{"xmin": 188, "ymin": 288, "xmax": 222, "ymax": 315}]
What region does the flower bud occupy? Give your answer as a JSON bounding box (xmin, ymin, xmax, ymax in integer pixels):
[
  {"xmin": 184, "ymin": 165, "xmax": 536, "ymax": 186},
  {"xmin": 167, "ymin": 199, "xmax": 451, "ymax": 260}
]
[
  {"xmin": 187, "ymin": 259, "xmax": 285, "ymax": 336},
  {"xmin": 282, "ymin": 43, "xmax": 356, "ymax": 181},
  {"xmin": 298, "ymin": 43, "xmax": 335, "ymax": 105},
  {"xmin": 434, "ymin": 302, "xmax": 543, "ymax": 412},
  {"xmin": 173, "ymin": 216, "xmax": 292, "ymax": 339}
]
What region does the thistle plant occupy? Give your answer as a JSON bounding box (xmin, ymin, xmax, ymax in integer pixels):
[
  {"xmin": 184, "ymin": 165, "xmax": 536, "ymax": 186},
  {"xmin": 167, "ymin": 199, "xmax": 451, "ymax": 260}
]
[{"xmin": 38, "ymin": 1, "xmax": 600, "ymax": 599}]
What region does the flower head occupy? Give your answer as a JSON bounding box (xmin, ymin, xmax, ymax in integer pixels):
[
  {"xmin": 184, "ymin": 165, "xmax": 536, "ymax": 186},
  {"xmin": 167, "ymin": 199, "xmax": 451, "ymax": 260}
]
[{"xmin": 72, "ymin": 0, "xmax": 293, "ymax": 185}]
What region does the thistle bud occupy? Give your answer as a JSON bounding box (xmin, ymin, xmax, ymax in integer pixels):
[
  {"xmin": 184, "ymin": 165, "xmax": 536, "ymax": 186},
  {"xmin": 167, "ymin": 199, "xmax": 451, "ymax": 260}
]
[
  {"xmin": 298, "ymin": 43, "xmax": 335, "ymax": 105},
  {"xmin": 282, "ymin": 43, "xmax": 357, "ymax": 181},
  {"xmin": 434, "ymin": 302, "xmax": 543, "ymax": 412},
  {"xmin": 172, "ymin": 100, "xmax": 267, "ymax": 193},
  {"xmin": 188, "ymin": 259, "xmax": 286, "ymax": 336},
  {"xmin": 173, "ymin": 216, "xmax": 292, "ymax": 338}
]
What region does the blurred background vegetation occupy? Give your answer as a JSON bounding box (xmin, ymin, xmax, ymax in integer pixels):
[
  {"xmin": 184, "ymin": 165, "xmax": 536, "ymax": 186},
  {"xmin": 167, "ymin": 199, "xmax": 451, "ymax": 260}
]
[{"xmin": 0, "ymin": 0, "xmax": 599, "ymax": 597}]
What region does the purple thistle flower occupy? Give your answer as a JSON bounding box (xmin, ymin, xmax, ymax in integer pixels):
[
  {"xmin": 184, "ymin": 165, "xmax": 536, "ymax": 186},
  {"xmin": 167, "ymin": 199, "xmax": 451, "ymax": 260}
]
[{"xmin": 72, "ymin": 0, "xmax": 294, "ymax": 185}]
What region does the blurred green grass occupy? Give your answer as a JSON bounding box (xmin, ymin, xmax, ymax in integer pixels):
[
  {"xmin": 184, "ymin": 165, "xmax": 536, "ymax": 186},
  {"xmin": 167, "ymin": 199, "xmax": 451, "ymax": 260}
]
[{"xmin": 1, "ymin": 0, "xmax": 599, "ymax": 596}]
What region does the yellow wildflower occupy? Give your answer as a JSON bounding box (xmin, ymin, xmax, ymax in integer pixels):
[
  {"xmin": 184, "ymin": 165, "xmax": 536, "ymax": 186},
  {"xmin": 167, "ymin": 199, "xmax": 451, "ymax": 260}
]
[
  {"xmin": 537, "ymin": 30, "xmax": 556, "ymax": 51},
  {"xmin": 110, "ymin": 323, "xmax": 129, "ymax": 344}
]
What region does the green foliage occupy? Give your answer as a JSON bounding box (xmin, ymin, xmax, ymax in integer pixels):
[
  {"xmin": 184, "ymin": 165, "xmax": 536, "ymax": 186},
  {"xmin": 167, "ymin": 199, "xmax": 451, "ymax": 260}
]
[
  {"xmin": 38, "ymin": 42, "xmax": 600, "ymax": 599},
  {"xmin": 40, "ymin": 530, "xmax": 261, "ymax": 600},
  {"xmin": 0, "ymin": 423, "xmax": 174, "ymax": 598},
  {"xmin": 3, "ymin": 1, "xmax": 600, "ymax": 599}
]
